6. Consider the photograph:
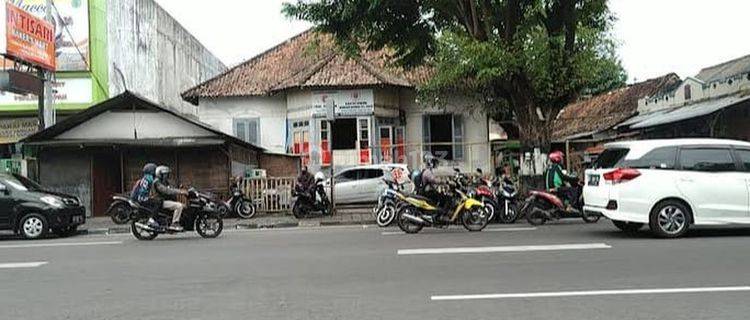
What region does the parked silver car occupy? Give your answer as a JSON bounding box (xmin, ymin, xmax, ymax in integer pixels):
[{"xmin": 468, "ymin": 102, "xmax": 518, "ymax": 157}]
[{"xmin": 323, "ymin": 164, "xmax": 413, "ymax": 204}]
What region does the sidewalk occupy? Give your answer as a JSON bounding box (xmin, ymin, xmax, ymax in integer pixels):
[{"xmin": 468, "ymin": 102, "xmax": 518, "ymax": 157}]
[{"xmin": 82, "ymin": 208, "xmax": 376, "ymax": 235}]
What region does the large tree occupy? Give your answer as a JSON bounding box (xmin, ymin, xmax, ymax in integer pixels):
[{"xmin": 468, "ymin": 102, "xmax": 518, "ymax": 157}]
[{"xmin": 284, "ymin": 0, "xmax": 626, "ymax": 148}]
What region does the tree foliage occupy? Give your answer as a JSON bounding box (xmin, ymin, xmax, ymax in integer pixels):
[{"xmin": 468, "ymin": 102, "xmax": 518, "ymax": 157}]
[{"xmin": 284, "ymin": 0, "xmax": 627, "ymax": 147}]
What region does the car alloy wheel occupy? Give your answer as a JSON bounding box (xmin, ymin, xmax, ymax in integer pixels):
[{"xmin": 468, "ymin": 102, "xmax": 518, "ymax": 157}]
[{"xmin": 657, "ymin": 205, "xmax": 686, "ymax": 235}]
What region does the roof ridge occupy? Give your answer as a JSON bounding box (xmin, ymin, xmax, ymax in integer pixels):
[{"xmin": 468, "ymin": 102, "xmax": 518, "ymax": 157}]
[
  {"xmin": 698, "ymin": 53, "xmax": 750, "ymax": 74},
  {"xmin": 354, "ymin": 56, "xmax": 411, "ymax": 87},
  {"xmin": 271, "ymin": 52, "xmax": 338, "ymax": 91}
]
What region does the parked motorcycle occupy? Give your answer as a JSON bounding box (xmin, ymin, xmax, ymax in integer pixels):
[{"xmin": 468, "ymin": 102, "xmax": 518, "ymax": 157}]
[
  {"xmin": 127, "ymin": 188, "xmax": 224, "ymax": 240},
  {"xmin": 521, "ymin": 180, "xmax": 599, "ymax": 225},
  {"xmin": 292, "ymin": 172, "xmax": 331, "ymax": 219},
  {"xmin": 395, "ymin": 177, "xmax": 489, "ymax": 234},
  {"xmin": 455, "ymin": 168, "xmax": 498, "ymax": 223},
  {"xmin": 374, "ymin": 178, "xmax": 408, "ymax": 227},
  {"xmin": 218, "ymin": 181, "xmax": 256, "ymax": 219},
  {"xmin": 492, "ymin": 177, "xmax": 521, "ymax": 224}
]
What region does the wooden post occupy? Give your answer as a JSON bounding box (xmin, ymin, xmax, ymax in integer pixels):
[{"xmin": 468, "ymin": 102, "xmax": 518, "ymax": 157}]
[{"xmin": 565, "ymin": 140, "xmax": 571, "ymax": 170}]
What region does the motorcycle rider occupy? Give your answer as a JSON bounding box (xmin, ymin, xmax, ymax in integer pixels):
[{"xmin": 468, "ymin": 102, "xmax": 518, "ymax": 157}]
[
  {"xmin": 296, "ymin": 165, "xmax": 315, "ymax": 196},
  {"xmin": 153, "ymin": 166, "xmax": 187, "ymax": 232},
  {"xmin": 419, "ymin": 154, "xmax": 451, "ymax": 220},
  {"xmin": 545, "ymin": 151, "xmax": 579, "ymax": 209}
]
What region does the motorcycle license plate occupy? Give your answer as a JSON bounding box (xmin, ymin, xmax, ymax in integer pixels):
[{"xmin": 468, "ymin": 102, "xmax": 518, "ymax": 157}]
[
  {"xmin": 71, "ymin": 215, "xmax": 84, "ymax": 224},
  {"xmin": 587, "ymin": 174, "xmax": 600, "ymax": 186}
]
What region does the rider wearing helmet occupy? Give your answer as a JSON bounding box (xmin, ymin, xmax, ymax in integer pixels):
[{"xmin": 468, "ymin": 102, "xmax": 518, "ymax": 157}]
[
  {"xmin": 131, "ymin": 163, "xmax": 157, "ymax": 204},
  {"xmin": 545, "ymin": 151, "xmax": 578, "ymax": 206},
  {"xmin": 153, "ymin": 166, "xmax": 187, "ymax": 232}
]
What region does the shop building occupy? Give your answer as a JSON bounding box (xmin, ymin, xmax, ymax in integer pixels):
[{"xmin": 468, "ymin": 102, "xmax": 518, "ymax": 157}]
[
  {"xmin": 0, "ymin": 0, "xmax": 226, "ymax": 159},
  {"xmin": 21, "ymin": 91, "xmax": 297, "ymax": 216},
  {"xmin": 183, "ymin": 30, "xmax": 492, "ymax": 173}
]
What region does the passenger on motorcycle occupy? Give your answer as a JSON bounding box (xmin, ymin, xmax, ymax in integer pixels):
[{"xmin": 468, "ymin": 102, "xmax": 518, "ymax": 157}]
[
  {"xmin": 153, "ymin": 166, "xmax": 188, "ymax": 232},
  {"xmin": 545, "ymin": 151, "xmax": 579, "ymax": 209},
  {"xmin": 131, "ymin": 163, "xmax": 157, "ymax": 203}
]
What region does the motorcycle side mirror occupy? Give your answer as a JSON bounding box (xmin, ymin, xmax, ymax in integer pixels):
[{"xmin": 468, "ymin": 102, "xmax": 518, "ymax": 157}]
[
  {"xmin": 476, "ymin": 168, "xmax": 483, "ymax": 174},
  {"xmin": 453, "ymin": 168, "xmax": 460, "ymax": 173}
]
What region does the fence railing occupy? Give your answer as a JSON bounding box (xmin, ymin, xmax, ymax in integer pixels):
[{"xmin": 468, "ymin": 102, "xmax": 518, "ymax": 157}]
[{"xmin": 240, "ymin": 177, "xmax": 296, "ymax": 213}]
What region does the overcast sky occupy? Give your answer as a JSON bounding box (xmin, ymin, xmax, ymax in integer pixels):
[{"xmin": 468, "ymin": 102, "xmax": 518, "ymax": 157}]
[{"xmin": 154, "ymin": 0, "xmax": 750, "ymax": 83}]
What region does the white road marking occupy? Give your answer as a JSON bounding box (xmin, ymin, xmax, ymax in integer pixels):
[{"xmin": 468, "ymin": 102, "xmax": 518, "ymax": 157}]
[
  {"xmin": 0, "ymin": 262, "xmax": 48, "ymax": 269},
  {"xmin": 397, "ymin": 243, "xmax": 611, "ymax": 255},
  {"xmin": 431, "ymin": 286, "xmax": 750, "ymax": 301},
  {"xmin": 382, "ymin": 227, "xmax": 536, "ymax": 235},
  {"xmin": 0, "ymin": 241, "xmax": 122, "ymax": 249}
]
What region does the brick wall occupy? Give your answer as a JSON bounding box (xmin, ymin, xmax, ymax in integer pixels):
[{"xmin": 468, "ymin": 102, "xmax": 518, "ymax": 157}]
[{"xmin": 260, "ymin": 153, "xmax": 300, "ymax": 177}]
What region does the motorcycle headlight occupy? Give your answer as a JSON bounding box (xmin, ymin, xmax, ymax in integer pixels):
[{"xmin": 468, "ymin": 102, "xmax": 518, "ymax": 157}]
[{"xmin": 40, "ymin": 196, "xmax": 64, "ymax": 208}]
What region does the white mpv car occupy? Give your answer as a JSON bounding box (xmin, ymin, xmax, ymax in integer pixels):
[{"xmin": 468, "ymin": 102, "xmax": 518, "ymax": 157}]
[{"xmin": 584, "ymin": 139, "xmax": 750, "ymax": 238}]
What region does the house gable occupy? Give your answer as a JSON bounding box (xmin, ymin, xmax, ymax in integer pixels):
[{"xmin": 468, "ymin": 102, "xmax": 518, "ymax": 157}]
[{"xmin": 56, "ymin": 110, "xmax": 215, "ymax": 140}]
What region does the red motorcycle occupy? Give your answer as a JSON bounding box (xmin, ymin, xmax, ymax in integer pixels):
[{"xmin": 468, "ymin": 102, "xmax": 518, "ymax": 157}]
[{"xmin": 521, "ymin": 181, "xmax": 600, "ymax": 225}]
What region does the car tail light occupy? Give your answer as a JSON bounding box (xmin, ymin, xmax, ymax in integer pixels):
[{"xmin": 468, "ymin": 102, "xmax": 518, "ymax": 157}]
[{"xmin": 602, "ymin": 168, "xmax": 641, "ymax": 184}]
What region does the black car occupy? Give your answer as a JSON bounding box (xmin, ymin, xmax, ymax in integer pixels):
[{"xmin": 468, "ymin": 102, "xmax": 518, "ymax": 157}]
[{"xmin": 0, "ymin": 173, "xmax": 86, "ymax": 239}]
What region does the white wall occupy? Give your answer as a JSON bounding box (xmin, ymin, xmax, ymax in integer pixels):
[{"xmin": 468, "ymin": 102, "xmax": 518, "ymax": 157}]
[
  {"xmin": 57, "ymin": 111, "xmax": 213, "ymax": 140},
  {"xmin": 400, "ymin": 91, "xmax": 490, "ymax": 172},
  {"xmin": 198, "ymin": 96, "xmax": 287, "ymax": 153},
  {"xmin": 107, "ymin": 0, "xmax": 226, "ymax": 115}
]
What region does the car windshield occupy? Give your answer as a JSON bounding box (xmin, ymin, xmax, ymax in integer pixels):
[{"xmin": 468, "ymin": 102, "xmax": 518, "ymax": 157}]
[{"xmin": 2, "ymin": 174, "xmax": 43, "ymax": 192}]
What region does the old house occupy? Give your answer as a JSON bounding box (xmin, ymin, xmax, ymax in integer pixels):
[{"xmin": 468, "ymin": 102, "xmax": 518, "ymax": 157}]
[
  {"xmin": 21, "ymin": 91, "xmax": 297, "ymax": 216},
  {"xmin": 182, "ymin": 30, "xmax": 492, "ymax": 173},
  {"xmin": 552, "ymin": 74, "xmax": 681, "ymax": 170},
  {"xmin": 618, "ymin": 54, "xmax": 750, "ymax": 140}
]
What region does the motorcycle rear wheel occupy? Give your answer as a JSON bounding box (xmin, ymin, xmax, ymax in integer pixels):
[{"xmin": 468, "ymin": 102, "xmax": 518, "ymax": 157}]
[
  {"xmin": 131, "ymin": 217, "xmax": 158, "ymax": 241},
  {"xmin": 109, "ymin": 202, "xmax": 131, "ymax": 225},
  {"xmin": 196, "ymin": 215, "xmax": 223, "ymax": 238},
  {"xmin": 482, "ymin": 198, "xmax": 496, "ymax": 223},
  {"xmin": 397, "ymin": 206, "xmax": 424, "ymax": 234},
  {"xmin": 526, "ymin": 208, "xmax": 547, "ymax": 226},
  {"xmin": 292, "ymin": 201, "xmax": 308, "ymax": 219},
  {"xmin": 461, "ymin": 207, "xmax": 490, "ymax": 232}
]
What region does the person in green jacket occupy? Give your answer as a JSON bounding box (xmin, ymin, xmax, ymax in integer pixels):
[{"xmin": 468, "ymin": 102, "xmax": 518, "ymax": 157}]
[{"xmin": 545, "ymin": 151, "xmax": 579, "ymax": 207}]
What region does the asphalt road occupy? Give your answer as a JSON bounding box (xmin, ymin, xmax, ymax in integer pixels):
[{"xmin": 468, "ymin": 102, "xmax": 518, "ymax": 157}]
[{"xmin": 3, "ymin": 220, "xmax": 750, "ymax": 320}]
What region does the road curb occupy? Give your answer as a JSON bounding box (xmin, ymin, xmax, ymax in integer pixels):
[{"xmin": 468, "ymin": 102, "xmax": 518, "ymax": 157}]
[{"xmin": 235, "ymin": 222, "xmax": 300, "ymax": 229}]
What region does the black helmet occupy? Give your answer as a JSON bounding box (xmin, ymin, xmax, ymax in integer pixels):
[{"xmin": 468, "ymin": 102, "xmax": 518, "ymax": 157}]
[{"xmin": 143, "ymin": 163, "xmax": 157, "ymax": 175}]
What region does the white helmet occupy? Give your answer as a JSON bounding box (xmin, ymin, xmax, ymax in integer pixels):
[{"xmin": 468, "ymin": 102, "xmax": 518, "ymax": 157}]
[
  {"xmin": 314, "ymin": 172, "xmax": 325, "ymax": 182},
  {"xmin": 155, "ymin": 166, "xmax": 171, "ymax": 180}
]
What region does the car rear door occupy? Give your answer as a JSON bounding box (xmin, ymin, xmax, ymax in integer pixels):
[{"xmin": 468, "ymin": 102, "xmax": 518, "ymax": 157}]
[
  {"xmin": 333, "ymin": 169, "xmax": 360, "ymax": 204},
  {"xmin": 357, "ymin": 169, "xmax": 386, "ymax": 203},
  {"xmin": 676, "ymin": 147, "xmax": 748, "ymax": 222}
]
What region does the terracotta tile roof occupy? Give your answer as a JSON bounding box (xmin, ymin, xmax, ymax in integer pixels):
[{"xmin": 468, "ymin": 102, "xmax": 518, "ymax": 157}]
[
  {"xmin": 553, "ymin": 73, "xmax": 681, "ymax": 140},
  {"xmin": 182, "ymin": 30, "xmax": 432, "ymax": 101}
]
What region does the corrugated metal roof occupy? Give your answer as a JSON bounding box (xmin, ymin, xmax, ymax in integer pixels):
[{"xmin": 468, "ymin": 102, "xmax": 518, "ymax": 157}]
[
  {"xmin": 629, "ymin": 94, "xmax": 750, "ymax": 129},
  {"xmin": 695, "ymin": 54, "xmax": 750, "ymax": 83}
]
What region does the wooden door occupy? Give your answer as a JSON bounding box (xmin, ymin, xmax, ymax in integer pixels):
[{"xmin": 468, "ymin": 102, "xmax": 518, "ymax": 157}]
[{"xmin": 92, "ymin": 152, "xmax": 122, "ymax": 217}]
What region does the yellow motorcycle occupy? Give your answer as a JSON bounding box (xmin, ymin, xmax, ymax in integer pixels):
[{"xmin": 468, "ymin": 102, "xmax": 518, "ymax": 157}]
[{"xmin": 395, "ymin": 179, "xmax": 489, "ymax": 234}]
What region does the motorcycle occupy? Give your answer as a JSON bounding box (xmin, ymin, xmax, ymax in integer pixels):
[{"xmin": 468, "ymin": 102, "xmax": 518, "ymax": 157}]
[
  {"xmin": 395, "ymin": 177, "xmax": 489, "ymax": 234},
  {"xmin": 492, "ymin": 177, "xmax": 521, "ymax": 224},
  {"xmin": 374, "ymin": 178, "xmax": 408, "ymax": 227},
  {"xmin": 218, "ymin": 182, "xmax": 256, "ymax": 219},
  {"xmin": 127, "ymin": 188, "xmax": 224, "ymax": 240},
  {"xmin": 521, "ymin": 181, "xmax": 600, "ymax": 225},
  {"xmin": 292, "ymin": 173, "xmax": 331, "ymax": 219}
]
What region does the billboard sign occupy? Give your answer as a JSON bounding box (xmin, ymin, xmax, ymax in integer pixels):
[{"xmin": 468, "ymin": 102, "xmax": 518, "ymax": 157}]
[
  {"xmin": 0, "ymin": 77, "xmax": 92, "ymax": 104},
  {"xmin": 1, "ymin": 0, "xmax": 90, "ymax": 71},
  {"xmin": 4, "ymin": 2, "xmax": 56, "ymax": 70}
]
